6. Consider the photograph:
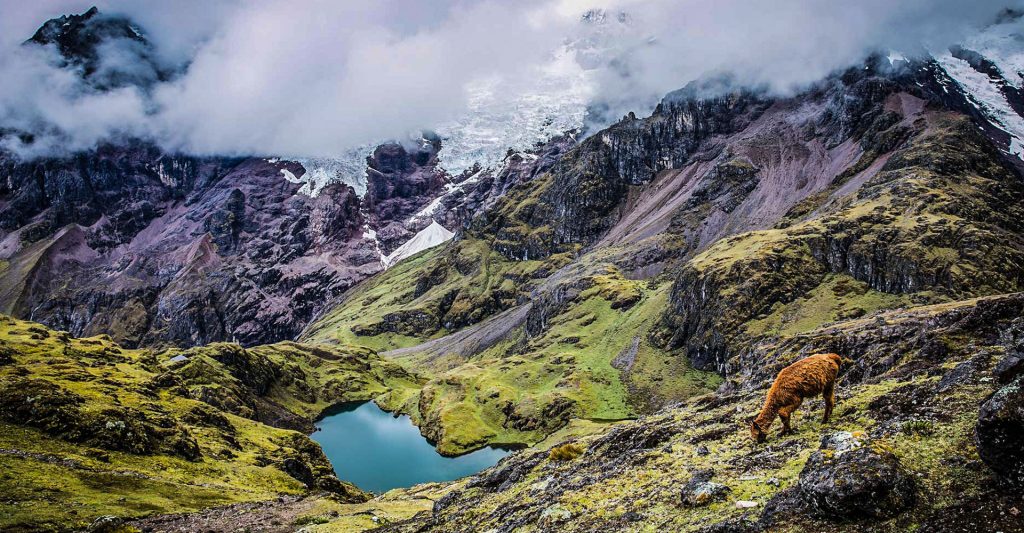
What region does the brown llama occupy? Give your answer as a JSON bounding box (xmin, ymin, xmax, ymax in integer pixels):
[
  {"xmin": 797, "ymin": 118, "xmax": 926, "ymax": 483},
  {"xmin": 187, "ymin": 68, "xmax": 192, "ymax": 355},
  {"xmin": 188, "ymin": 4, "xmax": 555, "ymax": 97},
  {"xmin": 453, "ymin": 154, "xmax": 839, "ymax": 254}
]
[{"xmin": 749, "ymin": 353, "xmax": 841, "ymax": 443}]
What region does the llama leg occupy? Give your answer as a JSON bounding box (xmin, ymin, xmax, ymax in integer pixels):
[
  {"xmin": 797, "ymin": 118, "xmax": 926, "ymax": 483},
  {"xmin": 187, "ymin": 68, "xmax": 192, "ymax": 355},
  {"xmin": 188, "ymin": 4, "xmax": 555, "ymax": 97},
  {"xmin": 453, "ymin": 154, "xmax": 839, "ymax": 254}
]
[
  {"xmin": 779, "ymin": 411, "xmax": 792, "ymax": 435},
  {"xmin": 779, "ymin": 398, "xmax": 802, "ymax": 435},
  {"xmin": 822, "ymin": 382, "xmax": 835, "ymax": 423}
]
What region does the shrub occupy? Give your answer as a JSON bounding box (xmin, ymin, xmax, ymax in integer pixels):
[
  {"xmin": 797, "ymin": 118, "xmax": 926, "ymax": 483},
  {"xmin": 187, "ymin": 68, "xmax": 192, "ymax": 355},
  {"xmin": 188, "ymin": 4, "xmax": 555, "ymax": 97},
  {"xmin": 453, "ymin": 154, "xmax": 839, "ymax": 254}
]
[
  {"xmin": 549, "ymin": 442, "xmax": 585, "ymax": 461},
  {"xmin": 900, "ymin": 419, "xmax": 935, "ymax": 436}
]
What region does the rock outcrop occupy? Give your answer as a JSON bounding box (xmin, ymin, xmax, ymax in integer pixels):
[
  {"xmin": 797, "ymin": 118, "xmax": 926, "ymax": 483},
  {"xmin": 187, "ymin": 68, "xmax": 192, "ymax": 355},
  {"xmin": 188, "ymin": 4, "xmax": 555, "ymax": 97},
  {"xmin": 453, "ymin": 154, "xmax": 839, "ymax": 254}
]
[
  {"xmin": 975, "ymin": 375, "xmax": 1024, "ymax": 487},
  {"xmin": 797, "ymin": 432, "xmax": 916, "ymax": 519}
]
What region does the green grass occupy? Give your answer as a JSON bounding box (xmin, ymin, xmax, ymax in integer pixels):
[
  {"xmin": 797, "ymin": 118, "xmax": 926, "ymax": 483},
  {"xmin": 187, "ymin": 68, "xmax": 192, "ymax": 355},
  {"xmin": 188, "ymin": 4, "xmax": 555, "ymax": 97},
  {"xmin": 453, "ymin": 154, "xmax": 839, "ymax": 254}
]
[
  {"xmin": 744, "ymin": 274, "xmax": 921, "ymax": 338},
  {"xmin": 302, "ymin": 238, "xmax": 568, "ymax": 350},
  {"xmin": 401, "ymin": 275, "xmax": 720, "ymax": 455},
  {"xmin": 0, "ymin": 315, "xmax": 434, "ymax": 530}
]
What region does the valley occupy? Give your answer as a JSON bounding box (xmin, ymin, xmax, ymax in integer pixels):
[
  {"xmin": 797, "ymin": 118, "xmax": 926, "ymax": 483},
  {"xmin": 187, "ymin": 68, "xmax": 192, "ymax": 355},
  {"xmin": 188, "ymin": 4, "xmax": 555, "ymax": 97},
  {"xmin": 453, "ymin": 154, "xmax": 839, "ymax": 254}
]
[{"xmin": 1, "ymin": 4, "xmax": 1024, "ymax": 533}]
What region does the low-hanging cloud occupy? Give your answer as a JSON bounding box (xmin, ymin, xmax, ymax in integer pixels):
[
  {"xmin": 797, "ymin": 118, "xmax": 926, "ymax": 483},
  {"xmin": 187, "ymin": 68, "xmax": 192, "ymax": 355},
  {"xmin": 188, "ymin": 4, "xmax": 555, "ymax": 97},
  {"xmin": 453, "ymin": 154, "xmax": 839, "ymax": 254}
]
[{"xmin": 0, "ymin": 0, "xmax": 1019, "ymax": 160}]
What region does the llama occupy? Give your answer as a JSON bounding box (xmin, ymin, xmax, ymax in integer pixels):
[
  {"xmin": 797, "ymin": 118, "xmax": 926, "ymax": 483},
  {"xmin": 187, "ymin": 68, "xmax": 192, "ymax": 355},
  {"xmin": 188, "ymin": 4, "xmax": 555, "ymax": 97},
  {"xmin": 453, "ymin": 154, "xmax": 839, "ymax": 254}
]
[{"xmin": 749, "ymin": 353, "xmax": 841, "ymax": 443}]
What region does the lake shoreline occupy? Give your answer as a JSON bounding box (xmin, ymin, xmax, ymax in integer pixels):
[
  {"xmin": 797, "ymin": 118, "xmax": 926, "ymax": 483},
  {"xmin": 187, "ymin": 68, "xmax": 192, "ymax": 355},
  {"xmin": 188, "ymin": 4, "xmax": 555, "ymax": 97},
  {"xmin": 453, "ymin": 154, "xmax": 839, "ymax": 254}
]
[{"xmin": 310, "ymin": 401, "xmax": 514, "ymax": 493}]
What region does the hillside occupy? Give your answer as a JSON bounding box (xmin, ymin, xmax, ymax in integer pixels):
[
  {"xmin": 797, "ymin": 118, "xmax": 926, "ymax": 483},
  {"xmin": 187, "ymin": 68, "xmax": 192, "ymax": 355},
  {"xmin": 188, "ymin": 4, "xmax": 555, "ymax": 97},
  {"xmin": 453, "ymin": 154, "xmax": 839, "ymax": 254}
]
[
  {"xmin": 0, "ymin": 315, "xmax": 420, "ymax": 531},
  {"xmin": 1, "ymin": 5, "xmax": 1024, "ymax": 533}
]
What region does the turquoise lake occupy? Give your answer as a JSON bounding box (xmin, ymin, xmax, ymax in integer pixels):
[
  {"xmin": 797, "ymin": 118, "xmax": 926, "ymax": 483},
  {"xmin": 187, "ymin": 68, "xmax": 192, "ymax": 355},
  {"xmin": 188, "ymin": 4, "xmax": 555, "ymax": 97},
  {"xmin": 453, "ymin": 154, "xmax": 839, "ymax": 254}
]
[{"xmin": 310, "ymin": 401, "xmax": 511, "ymax": 493}]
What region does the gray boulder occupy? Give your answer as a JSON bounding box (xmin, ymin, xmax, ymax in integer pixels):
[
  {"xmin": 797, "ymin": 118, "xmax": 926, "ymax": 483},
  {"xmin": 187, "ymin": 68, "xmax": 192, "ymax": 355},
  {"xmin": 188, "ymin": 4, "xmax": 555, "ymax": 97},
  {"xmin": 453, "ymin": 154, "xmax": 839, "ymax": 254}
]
[
  {"xmin": 681, "ymin": 469, "xmax": 731, "ymax": 507},
  {"xmin": 798, "ymin": 432, "xmax": 915, "ymax": 519}
]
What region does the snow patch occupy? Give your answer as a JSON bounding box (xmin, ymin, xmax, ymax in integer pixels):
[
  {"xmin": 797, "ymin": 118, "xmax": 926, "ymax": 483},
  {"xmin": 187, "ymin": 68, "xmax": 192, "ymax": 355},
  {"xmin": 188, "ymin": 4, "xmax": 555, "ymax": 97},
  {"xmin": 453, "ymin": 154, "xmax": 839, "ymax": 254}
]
[
  {"xmin": 962, "ymin": 22, "xmax": 1024, "ymax": 89},
  {"xmin": 382, "ymin": 220, "xmax": 454, "ymax": 269},
  {"xmin": 407, "ymin": 168, "xmax": 485, "ymax": 223},
  {"xmin": 362, "ymin": 224, "xmax": 385, "ymax": 267},
  {"xmin": 435, "ymin": 46, "xmax": 591, "ymax": 175},
  {"xmin": 937, "ymin": 51, "xmax": 1024, "ymax": 160},
  {"xmin": 274, "ymin": 147, "xmax": 374, "ymax": 198}
]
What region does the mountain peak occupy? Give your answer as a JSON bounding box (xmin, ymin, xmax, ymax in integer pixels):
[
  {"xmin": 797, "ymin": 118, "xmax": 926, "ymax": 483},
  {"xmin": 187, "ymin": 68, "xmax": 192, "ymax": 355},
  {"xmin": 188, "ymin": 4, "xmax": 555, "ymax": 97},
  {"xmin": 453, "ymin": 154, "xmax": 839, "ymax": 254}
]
[{"xmin": 25, "ymin": 6, "xmax": 162, "ymax": 89}]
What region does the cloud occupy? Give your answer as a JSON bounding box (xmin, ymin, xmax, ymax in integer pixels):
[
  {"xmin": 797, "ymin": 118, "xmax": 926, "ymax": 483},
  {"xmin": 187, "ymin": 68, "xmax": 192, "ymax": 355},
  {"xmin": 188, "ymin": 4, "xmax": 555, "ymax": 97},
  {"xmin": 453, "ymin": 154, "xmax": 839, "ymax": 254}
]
[{"xmin": 0, "ymin": 0, "xmax": 1018, "ymax": 160}]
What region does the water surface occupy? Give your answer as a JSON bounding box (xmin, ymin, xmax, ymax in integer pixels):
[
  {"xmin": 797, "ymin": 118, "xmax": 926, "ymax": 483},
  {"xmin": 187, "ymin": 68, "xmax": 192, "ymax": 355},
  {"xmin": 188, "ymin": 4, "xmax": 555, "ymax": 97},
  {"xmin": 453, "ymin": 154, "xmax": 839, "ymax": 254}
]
[{"xmin": 311, "ymin": 401, "xmax": 511, "ymax": 493}]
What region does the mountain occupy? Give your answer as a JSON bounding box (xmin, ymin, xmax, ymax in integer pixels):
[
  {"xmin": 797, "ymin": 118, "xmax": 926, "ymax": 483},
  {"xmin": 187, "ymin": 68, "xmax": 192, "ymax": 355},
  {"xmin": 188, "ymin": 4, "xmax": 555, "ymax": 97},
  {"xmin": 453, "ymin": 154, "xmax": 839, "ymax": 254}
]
[
  {"xmin": 2, "ymin": 6, "xmax": 1024, "ymax": 533},
  {"xmin": 296, "ymin": 44, "xmax": 1024, "ymax": 531}
]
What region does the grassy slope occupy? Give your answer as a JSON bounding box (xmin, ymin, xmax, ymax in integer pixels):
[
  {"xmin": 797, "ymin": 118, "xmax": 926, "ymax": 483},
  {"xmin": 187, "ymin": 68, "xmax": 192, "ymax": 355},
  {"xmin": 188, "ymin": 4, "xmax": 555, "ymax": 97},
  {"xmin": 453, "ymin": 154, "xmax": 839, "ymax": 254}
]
[
  {"xmin": 0, "ymin": 315, "xmax": 418, "ymax": 531},
  {"xmin": 409, "ymin": 274, "xmax": 721, "ymax": 455},
  {"xmin": 305, "ymin": 250, "xmax": 722, "ymax": 455},
  {"xmin": 303, "ymin": 238, "xmax": 570, "ymax": 352},
  {"xmin": 343, "ymin": 294, "xmax": 1021, "ymax": 533}
]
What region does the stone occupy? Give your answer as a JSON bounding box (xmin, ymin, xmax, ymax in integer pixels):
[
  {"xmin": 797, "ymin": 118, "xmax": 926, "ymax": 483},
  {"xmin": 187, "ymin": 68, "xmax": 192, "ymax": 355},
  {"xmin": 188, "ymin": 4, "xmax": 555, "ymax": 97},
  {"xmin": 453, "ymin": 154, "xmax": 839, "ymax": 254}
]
[
  {"xmin": 798, "ymin": 432, "xmax": 916, "ymax": 519},
  {"xmin": 993, "ymin": 353, "xmax": 1024, "ymax": 385},
  {"xmin": 681, "ymin": 469, "xmax": 731, "ymax": 507},
  {"xmin": 539, "ymin": 504, "xmax": 572, "ymax": 525},
  {"xmin": 87, "ymin": 516, "xmax": 124, "ymax": 533}
]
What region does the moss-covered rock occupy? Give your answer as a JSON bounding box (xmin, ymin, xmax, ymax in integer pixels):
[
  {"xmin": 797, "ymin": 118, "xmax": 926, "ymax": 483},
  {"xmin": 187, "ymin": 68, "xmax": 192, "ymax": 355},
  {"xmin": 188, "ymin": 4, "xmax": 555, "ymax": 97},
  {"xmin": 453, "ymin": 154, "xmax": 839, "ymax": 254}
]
[
  {"xmin": 975, "ymin": 375, "xmax": 1024, "ymax": 487},
  {"xmin": 797, "ymin": 434, "xmax": 916, "ymax": 519}
]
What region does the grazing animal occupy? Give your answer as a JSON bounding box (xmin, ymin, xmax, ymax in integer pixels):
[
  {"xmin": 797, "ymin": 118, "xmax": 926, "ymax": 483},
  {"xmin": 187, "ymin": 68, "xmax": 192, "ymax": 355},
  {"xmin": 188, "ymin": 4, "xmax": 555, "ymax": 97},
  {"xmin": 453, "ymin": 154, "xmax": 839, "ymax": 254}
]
[{"xmin": 749, "ymin": 353, "xmax": 841, "ymax": 443}]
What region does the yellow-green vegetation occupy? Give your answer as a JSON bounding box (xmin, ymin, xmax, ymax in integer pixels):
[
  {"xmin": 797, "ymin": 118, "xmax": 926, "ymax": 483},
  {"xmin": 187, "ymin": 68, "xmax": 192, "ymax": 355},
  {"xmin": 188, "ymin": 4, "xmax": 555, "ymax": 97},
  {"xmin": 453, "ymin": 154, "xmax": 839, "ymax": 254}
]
[
  {"xmin": 0, "ymin": 315, "xmax": 421, "ymax": 531},
  {"xmin": 302, "ymin": 237, "xmax": 571, "ymax": 352},
  {"xmin": 165, "ymin": 340, "xmax": 422, "ymax": 423},
  {"xmin": 303, "ymin": 483, "xmax": 450, "ymax": 532},
  {"xmin": 400, "ymin": 272, "xmax": 720, "ymax": 455},
  {"xmin": 360, "ymin": 293, "xmax": 1019, "ymax": 532},
  {"xmin": 548, "ymin": 442, "xmax": 585, "ymax": 461},
  {"xmin": 535, "ymin": 419, "xmax": 624, "ymax": 450},
  {"xmin": 744, "ymin": 274, "xmax": 920, "ymax": 338}
]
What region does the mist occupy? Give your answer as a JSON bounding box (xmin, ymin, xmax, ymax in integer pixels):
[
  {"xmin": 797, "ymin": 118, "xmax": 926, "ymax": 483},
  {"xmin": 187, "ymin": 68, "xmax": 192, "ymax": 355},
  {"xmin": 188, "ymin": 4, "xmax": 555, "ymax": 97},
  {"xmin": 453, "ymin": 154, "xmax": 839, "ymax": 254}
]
[{"xmin": 0, "ymin": 0, "xmax": 1019, "ymax": 160}]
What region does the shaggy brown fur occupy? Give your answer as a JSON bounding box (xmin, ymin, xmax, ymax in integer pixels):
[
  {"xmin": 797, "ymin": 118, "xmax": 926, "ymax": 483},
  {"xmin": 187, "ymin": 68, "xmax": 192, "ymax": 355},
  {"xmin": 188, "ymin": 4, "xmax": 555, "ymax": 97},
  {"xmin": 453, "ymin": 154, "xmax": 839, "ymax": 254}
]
[{"xmin": 750, "ymin": 353, "xmax": 841, "ymax": 442}]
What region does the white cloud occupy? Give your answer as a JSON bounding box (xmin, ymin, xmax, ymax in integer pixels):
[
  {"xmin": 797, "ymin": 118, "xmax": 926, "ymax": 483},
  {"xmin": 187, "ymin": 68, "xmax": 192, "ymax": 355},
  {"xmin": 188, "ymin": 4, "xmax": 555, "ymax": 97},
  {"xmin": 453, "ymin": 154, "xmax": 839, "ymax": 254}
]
[{"xmin": 0, "ymin": 0, "xmax": 1017, "ymax": 159}]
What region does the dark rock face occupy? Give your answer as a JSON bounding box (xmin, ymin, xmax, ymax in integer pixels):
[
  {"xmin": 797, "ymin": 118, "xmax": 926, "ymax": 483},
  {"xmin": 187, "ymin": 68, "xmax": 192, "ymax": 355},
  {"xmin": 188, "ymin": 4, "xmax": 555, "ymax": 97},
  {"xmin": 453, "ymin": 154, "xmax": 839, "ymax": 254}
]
[
  {"xmin": 0, "ymin": 148, "xmax": 379, "ymax": 348},
  {"xmin": 995, "ymin": 318, "xmax": 1024, "ymax": 384},
  {"xmin": 798, "ymin": 434, "xmax": 916, "ymax": 519},
  {"xmin": 468, "ymin": 451, "xmax": 546, "ymax": 492},
  {"xmin": 26, "ymin": 6, "xmax": 167, "ymax": 90},
  {"xmin": 364, "ymin": 135, "xmax": 447, "ymax": 253},
  {"xmin": 441, "ymin": 136, "xmax": 575, "ymax": 232},
  {"xmin": 975, "ymin": 375, "xmax": 1024, "ymax": 487},
  {"xmin": 475, "ymin": 87, "xmax": 769, "ymax": 262},
  {"xmin": 661, "ymin": 106, "xmax": 1024, "ymax": 373}
]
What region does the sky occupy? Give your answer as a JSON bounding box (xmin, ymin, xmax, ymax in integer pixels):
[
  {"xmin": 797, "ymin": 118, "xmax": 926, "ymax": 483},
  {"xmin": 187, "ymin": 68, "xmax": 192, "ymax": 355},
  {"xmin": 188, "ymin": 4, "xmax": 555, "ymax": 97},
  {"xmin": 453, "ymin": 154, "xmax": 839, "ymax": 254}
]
[{"xmin": 0, "ymin": 0, "xmax": 1019, "ymax": 159}]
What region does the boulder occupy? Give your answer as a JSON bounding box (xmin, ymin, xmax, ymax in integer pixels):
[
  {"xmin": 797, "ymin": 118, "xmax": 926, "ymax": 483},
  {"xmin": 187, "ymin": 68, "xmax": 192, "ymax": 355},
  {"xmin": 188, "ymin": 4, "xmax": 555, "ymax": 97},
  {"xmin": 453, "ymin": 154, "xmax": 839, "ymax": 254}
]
[
  {"xmin": 975, "ymin": 375, "xmax": 1024, "ymax": 486},
  {"xmin": 798, "ymin": 432, "xmax": 915, "ymax": 519},
  {"xmin": 681, "ymin": 469, "xmax": 731, "ymax": 507},
  {"xmin": 993, "ymin": 352, "xmax": 1024, "ymax": 385},
  {"xmin": 87, "ymin": 515, "xmax": 126, "ymax": 533}
]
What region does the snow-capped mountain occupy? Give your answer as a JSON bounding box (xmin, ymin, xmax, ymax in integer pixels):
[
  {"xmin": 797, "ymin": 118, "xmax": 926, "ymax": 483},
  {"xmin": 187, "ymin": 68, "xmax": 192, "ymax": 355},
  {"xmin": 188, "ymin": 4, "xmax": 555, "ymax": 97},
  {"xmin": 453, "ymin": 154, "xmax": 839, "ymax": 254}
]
[{"xmin": 275, "ymin": 8, "xmax": 637, "ymax": 199}]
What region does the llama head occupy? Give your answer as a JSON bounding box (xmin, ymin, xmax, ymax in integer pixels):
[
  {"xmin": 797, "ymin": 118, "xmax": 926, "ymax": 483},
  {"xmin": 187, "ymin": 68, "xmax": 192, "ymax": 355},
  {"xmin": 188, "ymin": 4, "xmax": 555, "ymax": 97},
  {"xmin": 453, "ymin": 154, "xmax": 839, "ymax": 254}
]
[{"xmin": 749, "ymin": 418, "xmax": 767, "ymax": 443}]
